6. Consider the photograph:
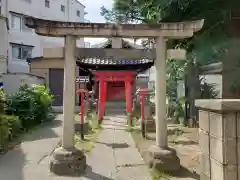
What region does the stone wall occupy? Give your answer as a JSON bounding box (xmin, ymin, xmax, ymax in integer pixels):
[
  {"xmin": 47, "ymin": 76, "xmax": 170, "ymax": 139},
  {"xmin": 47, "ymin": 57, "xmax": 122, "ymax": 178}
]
[{"xmin": 195, "ymin": 99, "xmax": 240, "ymax": 180}]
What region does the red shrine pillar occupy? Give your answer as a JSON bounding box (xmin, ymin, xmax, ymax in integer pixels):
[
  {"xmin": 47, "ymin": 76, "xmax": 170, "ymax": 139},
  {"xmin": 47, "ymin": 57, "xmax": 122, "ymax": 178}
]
[
  {"xmin": 102, "ymin": 81, "xmax": 107, "ymax": 116},
  {"xmin": 125, "ymin": 80, "xmax": 133, "ymax": 125},
  {"xmin": 97, "ymin": 80, "xmax": 103, "ymax": 121}
]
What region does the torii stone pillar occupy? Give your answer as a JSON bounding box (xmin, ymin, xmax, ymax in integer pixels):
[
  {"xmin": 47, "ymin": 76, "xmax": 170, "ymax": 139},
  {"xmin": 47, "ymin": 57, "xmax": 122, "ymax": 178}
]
[
  {"xmin": 146, "ymin": 37, "xmax": 180, "ymax": 171},
  {"xmin": 50, "ymin": 35, "xmax": 86, "ymax": 175}
]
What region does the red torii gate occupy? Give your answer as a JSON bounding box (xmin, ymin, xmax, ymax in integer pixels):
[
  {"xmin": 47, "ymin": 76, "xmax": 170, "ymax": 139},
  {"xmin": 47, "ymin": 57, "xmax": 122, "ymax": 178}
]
[{"xmin": 93, "ymin": 71, "xmax": 136, "ymax": 123}]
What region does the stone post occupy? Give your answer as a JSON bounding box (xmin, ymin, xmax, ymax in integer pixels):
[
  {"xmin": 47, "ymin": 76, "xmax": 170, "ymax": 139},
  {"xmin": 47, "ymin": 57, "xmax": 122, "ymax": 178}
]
[
  {"xmin": 195, "ymin": 99, "xmax": 240, "ymax": 180},
  {"xmin": 143, "ymin": 90, "xmax": 155, "ymax": 132},
  {"xmin": 75, "ymin": 90, "xmax": 89, "ymax": 134},
  {"xmin": 125, "ymin": 80, "xmax": 133, "ymax": 126},
  {"xmin": 50, "ymin": 35, "xmax": 86, "ymax": 176},
  {"xmin": 146, "ymin": 37, "xmax": 180, "ymax": 171}
]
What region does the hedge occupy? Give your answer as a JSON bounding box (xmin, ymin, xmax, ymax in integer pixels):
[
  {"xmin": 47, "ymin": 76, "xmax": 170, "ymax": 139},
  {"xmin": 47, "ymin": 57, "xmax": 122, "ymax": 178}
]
[{"xmin": 0, "ymin": 84, "xmax": 54, "ymax": 151}]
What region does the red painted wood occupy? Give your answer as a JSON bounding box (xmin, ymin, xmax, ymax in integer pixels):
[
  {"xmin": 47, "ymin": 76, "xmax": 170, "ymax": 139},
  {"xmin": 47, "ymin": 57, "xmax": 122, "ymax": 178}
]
[
  {"xmin": 102, "ymin": 81, "xmax": 107, "ymax": 117},
  {"xmin": 93, "ymin": 71, "xmax": 135, "ymax": 82},
  {"xmin": 93, "ymin": 77, "xmax": 134, "ymax": 82},
  {"xmin": 80, "ymin": 92, "xmax": 84, "ymax": 124},
  {"xmin": 97, "ymin": 80, "xmax": 104, "ymax": 121},
  {"xmin": 107, "ymin": 82, "xmax": 125, "ymax": 100},
  {"xmin": 76, "ymin": 89, "xmax": 88, "ymax": 124},
  {"xmin": 93, "ymin": 71, "xmax": 136, "ymax": 119}
]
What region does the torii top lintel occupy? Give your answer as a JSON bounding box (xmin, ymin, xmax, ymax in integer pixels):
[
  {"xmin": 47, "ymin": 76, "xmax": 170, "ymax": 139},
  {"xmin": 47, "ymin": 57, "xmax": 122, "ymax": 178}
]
[{"xmin": 24, "ymin": 16, "xmax": 204, "ymax": 39}]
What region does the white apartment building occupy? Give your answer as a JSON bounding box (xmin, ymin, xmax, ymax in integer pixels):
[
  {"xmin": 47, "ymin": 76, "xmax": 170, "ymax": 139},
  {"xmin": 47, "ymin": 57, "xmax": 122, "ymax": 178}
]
[
  {"xmin": 0, "ymin": 0, "xmax": 85, "ymax": 73},
  {"xmin": 0, "ymin": 16, "xmax": 8, "ymax": 74}
]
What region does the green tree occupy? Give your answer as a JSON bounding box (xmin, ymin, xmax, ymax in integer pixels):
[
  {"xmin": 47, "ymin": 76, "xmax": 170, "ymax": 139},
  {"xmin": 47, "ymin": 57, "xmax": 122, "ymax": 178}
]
[
  {"xmin": 101, "ymin": 0, "xmax": 237, "ymax": 65},
  {"xmin": 100, "ymin": 0, "xmax": 238, "ymax": 125}
]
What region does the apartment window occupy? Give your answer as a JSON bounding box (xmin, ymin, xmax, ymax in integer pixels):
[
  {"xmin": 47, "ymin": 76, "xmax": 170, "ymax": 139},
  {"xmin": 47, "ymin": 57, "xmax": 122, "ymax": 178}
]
[
  {"xmin": 61, "ymin": 5, "xmax": 65, "ymax": 12},
  {"xmin": 76, "ymin": 10, "xmax": 80, "ymax": 17},
  {"xmin": 11, "ymin": 44, "xmax": 33, "ymax": 61},
  {"xmin": 45, "ymin": 0, "xmax": 50, "ymax": 8},
  {"xmin": 11, "ymin": 13, "xmax": 32, "ymax": 32},
  {"xmin": 11, "ymin": 14, "xmax": 21, "ymax": 30}
]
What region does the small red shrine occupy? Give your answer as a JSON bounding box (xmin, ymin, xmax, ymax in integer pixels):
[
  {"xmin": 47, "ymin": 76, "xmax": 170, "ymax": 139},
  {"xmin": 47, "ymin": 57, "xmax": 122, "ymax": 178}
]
[
  {"xmin": 78, "ymin": 57, "xmax": 153, "ymax": 121},
  {"xmin": 77, "ymin": 40, "xmax": 154, "ymax": 121}
]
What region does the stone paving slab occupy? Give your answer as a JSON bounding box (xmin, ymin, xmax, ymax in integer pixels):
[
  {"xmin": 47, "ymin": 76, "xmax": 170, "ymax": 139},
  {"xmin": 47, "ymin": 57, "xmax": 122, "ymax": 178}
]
[
  {"xmin": 115, "ymin": 166, "xmax": 152, "ymax": 180},
  {"xmin": 0, "ymin": 114, "xmax": 152, "ymax": 180}
]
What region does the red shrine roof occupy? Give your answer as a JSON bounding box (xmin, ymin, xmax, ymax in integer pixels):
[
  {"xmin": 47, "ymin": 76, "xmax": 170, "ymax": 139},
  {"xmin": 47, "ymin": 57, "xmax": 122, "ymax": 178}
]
[
  {"xmin": 78, "ymin": 57, "xmax": 153, "ymax": 65},
  {"xmin": 76, "ymin": 57, "xmax": 154, "ymax": 72}
]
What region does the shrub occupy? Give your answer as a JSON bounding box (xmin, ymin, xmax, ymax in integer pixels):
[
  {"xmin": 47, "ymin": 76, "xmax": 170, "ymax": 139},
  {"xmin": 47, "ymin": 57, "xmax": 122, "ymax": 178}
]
[
  {"xmin": 0, "ymin": 115, "xmax": 20, "ymax": 150},
  {"xmin": 31, "ymin": 84, "xmax": 54, "ymax": 123},
  {"xmin": 0, "ymin": 115, "xmax": 21, "ymax": 150},
  {"xmin": 0, "ymin": 87, "xmax": 5, "ymax": 114},
  {"xmin": 0, "ymin": 115, "xmax": 10, "ymax": 150},
  {"xmin": 6, "ymin": 115, "xmax": 21, "ymax": 139},
  {"xmin": 5, "ymin": 84, "xmax": 54, "ymax": 130}
]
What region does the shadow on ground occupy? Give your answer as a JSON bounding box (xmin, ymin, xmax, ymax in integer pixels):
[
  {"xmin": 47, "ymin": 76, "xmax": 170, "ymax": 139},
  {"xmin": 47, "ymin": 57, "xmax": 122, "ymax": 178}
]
[
  {"xmin": 21, "ymin": 119, "xmax": 62, "ymax": 142},
  {"xmin": 102, "ymin": 123, "xmax": 126, "ymax": 128},
  {"xmin": 103, "ymin": 127, "xmax": 126, "ymax": 131},
  {"xmin": 0, "ymin": 146, "xmax": 26, "ymax": 180},
  {"xmin": 170, "ymin": 166, "xmax": 200, "ymax": 180},
  {"xmin": 0, "ymin": 115, "xmax": 63, "ymax": 180},
  {"xmin": 95, "ymin": 141, "xmax": 130, "ymax": 149},
  {"xmin": 84, "ymin": 165, "xmax": 114, "ymax": 180},
  {"xmin": 169, "ymin": 140, "xmax": 198, "ymax": 145}
]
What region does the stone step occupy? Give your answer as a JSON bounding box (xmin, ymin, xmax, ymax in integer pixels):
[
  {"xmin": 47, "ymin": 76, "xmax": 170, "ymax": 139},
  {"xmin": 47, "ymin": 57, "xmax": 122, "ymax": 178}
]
[{"xmin": 105, "ymin": 102, "xmax": 126, "ymax": 108}]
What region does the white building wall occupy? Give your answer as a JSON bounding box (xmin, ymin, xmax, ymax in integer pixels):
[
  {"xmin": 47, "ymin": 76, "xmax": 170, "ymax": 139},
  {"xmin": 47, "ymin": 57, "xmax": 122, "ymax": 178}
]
[
  {"xmin": 3, "ymin": 0, "xmax": 85, "ymax": 73},
  {"xmin": 0, "ymin": 16, "xmax": 8, "ymax": 74},
  {"xmin": 2, "ymin": 73, "xmax": 45, "ymax": 95}
]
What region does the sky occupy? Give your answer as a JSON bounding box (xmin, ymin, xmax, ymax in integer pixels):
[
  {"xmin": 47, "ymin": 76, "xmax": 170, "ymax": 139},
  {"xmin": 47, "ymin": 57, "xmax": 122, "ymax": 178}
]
[{"xmin": 78, "ymin": 0, "xmax": 114, "ymax": 45}]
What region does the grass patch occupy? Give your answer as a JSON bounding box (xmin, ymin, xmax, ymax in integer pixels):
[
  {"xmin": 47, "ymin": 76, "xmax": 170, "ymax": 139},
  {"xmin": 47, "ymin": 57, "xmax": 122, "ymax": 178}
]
[
  {"xmin": 88, "ymin": 112, "xmax": 101, "ymax": 129},
  {"xmin": 151, "ymin": 170, "xmax": 172, "ymax": 180},
  {"xmin": 75, "ymin": 128, "xmax": 100, "ymax": 153},
  {"xmin": 125, "ymin": 126, "xmax": 135, "ymax": 132},
  {"xmin": 74, "ymin": 112, "xmax": 101, "ymax": 153}
]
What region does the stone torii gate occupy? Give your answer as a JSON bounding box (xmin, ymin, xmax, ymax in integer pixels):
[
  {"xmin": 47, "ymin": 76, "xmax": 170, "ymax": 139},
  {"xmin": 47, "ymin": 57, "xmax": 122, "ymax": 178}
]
[{"xmin": 25, "ymin": 17, "xmax": 204, "ymax": 175}]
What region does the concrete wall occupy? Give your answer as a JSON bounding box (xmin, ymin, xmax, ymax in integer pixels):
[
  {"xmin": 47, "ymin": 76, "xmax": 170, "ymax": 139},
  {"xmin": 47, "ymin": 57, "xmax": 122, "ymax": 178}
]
[
  {"xmin": 30, "ymin": 57, "xmax": 81, "ymax": 106},
  {"xmin": 30, "ymin": 58, "xmax": 64, "ymax": 87},
  {"xmin": 2, "ymin": 73, "xmax": 45, "ymax": 95},
  {"xmin": 4, "ymin": 0, "xmax": 85, "ymax": 73},
  {"xmin": 196, "ymin": 100, "xmax": 240, "ymax": 180},
  {"xmin": 0, "ymin": 16, "xmax": 8, "ymax": 74}
]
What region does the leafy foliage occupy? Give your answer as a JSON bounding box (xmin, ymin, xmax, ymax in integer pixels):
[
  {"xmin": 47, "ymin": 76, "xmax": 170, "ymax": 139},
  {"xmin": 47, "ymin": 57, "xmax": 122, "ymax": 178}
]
[
  {"xmin": 5, "ymin": 84, "xmax": 54, "ymax": 130},
  {"xmin": 199, "ymin": 77, "xmax": 219, "ymax": 99},
  {"xmin": 0, "ymin": 87, "xmax": 21, "ymax": 150},
  {"xmin": 101, "ymin": 0, "xmax": 237, "ymax": 64},
  {"xmin": 166, "ymin": 60, "xmax": 186, "ymax": 101},
  {"xmin": 0, "ymin": 85, "xmax": 54, "ymax": 151}
]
